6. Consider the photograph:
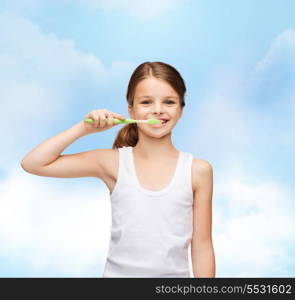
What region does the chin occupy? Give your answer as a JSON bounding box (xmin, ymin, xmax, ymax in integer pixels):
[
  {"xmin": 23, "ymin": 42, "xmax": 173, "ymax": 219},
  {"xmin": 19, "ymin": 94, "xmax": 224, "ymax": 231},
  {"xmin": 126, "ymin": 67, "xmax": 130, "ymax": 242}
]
[{"xmin": 144, "ymin": 130, "xmax": 172, "ymax": 138}]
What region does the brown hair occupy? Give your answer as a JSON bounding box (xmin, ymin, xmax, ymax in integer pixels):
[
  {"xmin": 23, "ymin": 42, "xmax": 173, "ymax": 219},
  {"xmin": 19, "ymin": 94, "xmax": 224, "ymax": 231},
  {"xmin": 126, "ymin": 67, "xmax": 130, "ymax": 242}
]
[{"xmin": 112, "ymin": 61, "xmax": 186, "ymax": 149}]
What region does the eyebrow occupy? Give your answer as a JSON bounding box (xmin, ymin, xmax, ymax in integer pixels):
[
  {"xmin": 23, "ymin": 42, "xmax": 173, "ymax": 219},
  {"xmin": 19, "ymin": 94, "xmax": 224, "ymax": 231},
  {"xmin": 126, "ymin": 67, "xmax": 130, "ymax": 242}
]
[{"xmin": 137, "ymin": 96, "xmax": 178, "ymax": 99}]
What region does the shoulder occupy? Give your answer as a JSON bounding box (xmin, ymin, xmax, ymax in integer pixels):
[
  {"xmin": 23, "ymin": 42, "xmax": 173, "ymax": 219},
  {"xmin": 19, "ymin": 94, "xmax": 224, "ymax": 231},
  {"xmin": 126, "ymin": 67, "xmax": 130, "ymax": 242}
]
[
  {"xmin": 98, "ymin": 148, "xmax": 118, "ymax": 163},
  {"xmin": 99, "ymin": 148, "xmax": 119, "ymax": 176},
  {"xmin": 192, "ymin": 158, "xmax": 213, "ymax": 174},
  {"xmin": 90, "ymin": 148, "xmax": 118, "ymax": 171},
  {"xmin": 192, "ymin": 158, "xmax": 213, "ymax": 192}
]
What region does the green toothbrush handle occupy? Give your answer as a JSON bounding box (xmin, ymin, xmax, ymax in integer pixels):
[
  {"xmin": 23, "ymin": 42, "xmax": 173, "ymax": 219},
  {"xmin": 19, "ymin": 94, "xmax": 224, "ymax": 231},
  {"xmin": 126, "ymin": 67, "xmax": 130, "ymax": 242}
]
[{"xmin": 84, "ymin": 118, "xmax": 134, "ymax": 125}]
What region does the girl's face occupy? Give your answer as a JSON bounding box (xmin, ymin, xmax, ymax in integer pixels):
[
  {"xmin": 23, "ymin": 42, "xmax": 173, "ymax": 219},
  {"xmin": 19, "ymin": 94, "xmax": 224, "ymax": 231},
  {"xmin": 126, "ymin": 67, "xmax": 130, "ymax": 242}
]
[{"xmin": 128, "ymin": 77, "xmax": 183, "ymax": 136}]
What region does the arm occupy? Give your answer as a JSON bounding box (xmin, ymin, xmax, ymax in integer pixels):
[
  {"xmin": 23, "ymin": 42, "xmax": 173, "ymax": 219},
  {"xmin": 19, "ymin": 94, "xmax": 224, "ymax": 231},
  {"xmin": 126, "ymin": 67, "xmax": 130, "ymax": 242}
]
[
  {"xmin": 20, "ymin": 109, "xmax": 126, "ymax": 178},
  {"xmin": 191, "ymin": 160, "xmax": 215, "ymax": 277},
  {"xmin": 21, "ymin": 121, "xmax": 89, "ymax": 171}
]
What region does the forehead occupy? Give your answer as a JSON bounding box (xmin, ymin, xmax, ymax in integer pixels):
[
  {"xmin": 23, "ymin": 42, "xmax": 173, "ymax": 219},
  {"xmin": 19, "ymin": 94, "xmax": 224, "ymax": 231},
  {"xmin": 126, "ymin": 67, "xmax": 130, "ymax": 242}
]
[{"xmin": 134, "ymin": 77, "xmax": 179, "ymax": 98}]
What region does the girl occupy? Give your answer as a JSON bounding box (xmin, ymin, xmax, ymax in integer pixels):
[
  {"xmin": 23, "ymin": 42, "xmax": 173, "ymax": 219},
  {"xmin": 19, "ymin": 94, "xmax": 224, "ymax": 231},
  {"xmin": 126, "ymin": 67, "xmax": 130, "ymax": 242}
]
[{"xmin": 21, "ymin": 61, "xmax": 215, "ymax": 278}]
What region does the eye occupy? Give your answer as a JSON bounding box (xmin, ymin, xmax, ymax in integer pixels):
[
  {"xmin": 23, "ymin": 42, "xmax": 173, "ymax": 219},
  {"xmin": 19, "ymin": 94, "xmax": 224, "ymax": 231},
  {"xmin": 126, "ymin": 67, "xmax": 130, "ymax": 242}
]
[{"xmin": 140, "ymin": 100, "xmax": 175, "ymax": 104}]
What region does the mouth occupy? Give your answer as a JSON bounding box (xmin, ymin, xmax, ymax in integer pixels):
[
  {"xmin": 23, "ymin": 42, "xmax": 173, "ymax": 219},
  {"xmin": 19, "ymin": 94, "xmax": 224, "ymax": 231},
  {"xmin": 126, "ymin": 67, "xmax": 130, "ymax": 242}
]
[
  {"xmin": 160, "ymin": 119, "xmax": 169, "ymax": 124},
  {"xmin": 151, "ymin": 118, "xmax": 170, "ymax": 127}
]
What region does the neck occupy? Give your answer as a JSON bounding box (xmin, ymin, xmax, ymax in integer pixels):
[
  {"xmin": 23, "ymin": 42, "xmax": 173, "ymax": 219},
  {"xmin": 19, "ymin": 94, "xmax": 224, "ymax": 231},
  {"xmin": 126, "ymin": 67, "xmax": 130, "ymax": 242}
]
[{"xmin": 133, "ymin": 137, "xmax": 178, "ymax": 160}]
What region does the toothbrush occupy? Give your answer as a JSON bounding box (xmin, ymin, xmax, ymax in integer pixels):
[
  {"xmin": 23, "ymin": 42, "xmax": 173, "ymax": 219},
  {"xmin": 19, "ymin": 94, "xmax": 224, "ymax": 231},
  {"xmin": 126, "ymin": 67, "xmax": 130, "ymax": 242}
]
[{"xmin": 84, "ymin": 118, "xmax": 161, "ymax": 125}]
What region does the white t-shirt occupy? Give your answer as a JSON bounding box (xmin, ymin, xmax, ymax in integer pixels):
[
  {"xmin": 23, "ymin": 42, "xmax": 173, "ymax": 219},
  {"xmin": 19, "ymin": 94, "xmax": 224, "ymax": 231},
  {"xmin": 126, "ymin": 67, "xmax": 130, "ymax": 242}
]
[{"xmin": 102, "ymin": 146, "xmax": 194, "ymax": 277}]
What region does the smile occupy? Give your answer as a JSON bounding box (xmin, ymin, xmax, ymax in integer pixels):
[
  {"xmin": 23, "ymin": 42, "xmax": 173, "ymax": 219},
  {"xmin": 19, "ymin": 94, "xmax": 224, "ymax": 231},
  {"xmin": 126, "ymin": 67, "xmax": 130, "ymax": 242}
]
[{"xmin": 150, "ymin": 119, "xmax": 169, "ymax": 128}]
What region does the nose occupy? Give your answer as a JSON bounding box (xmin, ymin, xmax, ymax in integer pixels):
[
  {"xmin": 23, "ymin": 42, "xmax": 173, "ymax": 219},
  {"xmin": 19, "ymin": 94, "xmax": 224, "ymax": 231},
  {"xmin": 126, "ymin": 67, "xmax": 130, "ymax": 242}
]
[{"xmin": 151, "ymin": 102, "xmax": 165, "ymax": 115}]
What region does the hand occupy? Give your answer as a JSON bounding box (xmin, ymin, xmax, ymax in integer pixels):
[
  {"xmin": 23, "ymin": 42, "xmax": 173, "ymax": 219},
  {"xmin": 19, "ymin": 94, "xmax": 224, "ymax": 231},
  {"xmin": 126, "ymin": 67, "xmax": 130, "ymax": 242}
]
[{"xmin": 83, "ymin": 108, "xmax": 126, "ymax": 134}]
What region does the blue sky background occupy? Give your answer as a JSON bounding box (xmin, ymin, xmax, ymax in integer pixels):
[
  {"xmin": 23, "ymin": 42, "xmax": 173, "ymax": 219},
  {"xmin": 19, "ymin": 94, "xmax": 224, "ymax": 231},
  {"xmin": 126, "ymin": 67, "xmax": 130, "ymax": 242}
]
[{"xmin": 1, "ymin": 0, "xmax": 295, "ymax": 277}]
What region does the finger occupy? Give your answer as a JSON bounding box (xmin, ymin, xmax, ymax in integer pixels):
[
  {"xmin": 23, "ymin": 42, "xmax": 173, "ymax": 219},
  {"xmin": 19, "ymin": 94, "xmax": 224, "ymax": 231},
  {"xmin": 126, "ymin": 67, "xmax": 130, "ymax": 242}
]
[
  {"xmin": 113, "ymin": 113, "xmax": 126, "ymax": 120},
  {"xmin": 106, "ymin": 112, "xmax": 114, "ymax": 127},
  {"xmin": 90, "ymin": 112, "xmax": 99, "ymax": 127},
  {"xmin": 98, "ymin": 112, "xmax": 106, "ymax": 128}
]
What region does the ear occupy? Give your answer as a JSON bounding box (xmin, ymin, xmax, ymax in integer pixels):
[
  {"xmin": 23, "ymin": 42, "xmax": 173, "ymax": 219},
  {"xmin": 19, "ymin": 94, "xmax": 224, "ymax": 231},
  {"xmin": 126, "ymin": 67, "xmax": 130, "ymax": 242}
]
[{"xmin": 128, "ymin": 105, "xmax": 133, "ymax": 118}]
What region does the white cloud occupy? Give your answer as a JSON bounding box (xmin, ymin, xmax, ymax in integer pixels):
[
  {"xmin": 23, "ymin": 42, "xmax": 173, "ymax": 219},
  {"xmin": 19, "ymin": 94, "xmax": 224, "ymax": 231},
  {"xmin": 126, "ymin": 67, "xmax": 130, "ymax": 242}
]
[
  {"xmin": 255, "ymin": 29, "xmax": 295, "ymax": 73},
  {"xmin": 186, "ymin": 28, "xmax": 295, "ymax": 165},
  {"xmin": 0, "ymin": 165, "xmax": 111, "ymax": 276},
  {"xmin": 251, "ymin": 29, "xmax": 295, "ymax": 148},
  {"xmin": 0, "ymin": 0, "xmax": 41, "ymax": 17},
  {"xmin": 0, "ymin": 11, "xmax": 107, "ymax": 90},
  {"xmin": 2, "ymin": 0, "xmax": 192, "ymax": 21},
  {"xmin": 0, "ymin": 11, "xmax": 134, "ymax": 275},
  {"xmin": 0, "ymin": 11, "xmax": 134, "ymax": 169},
  {"xmin": 184, "ymin": 29, "xmax": 295, "ymax": 277},
  {"xmin": 214, "ymin": 174, "xmax": 295, "ymax": 277},
  {"xmin": 0, "ymin": 11, "xmax": 103, "ymax": 162},
  {"xmin": 1, "ymin": 7, "xmax": 295, "ymax": 278},
  {"xmin": 69, "ymin": 0, "xmax": 190, "ymax": 21}
]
